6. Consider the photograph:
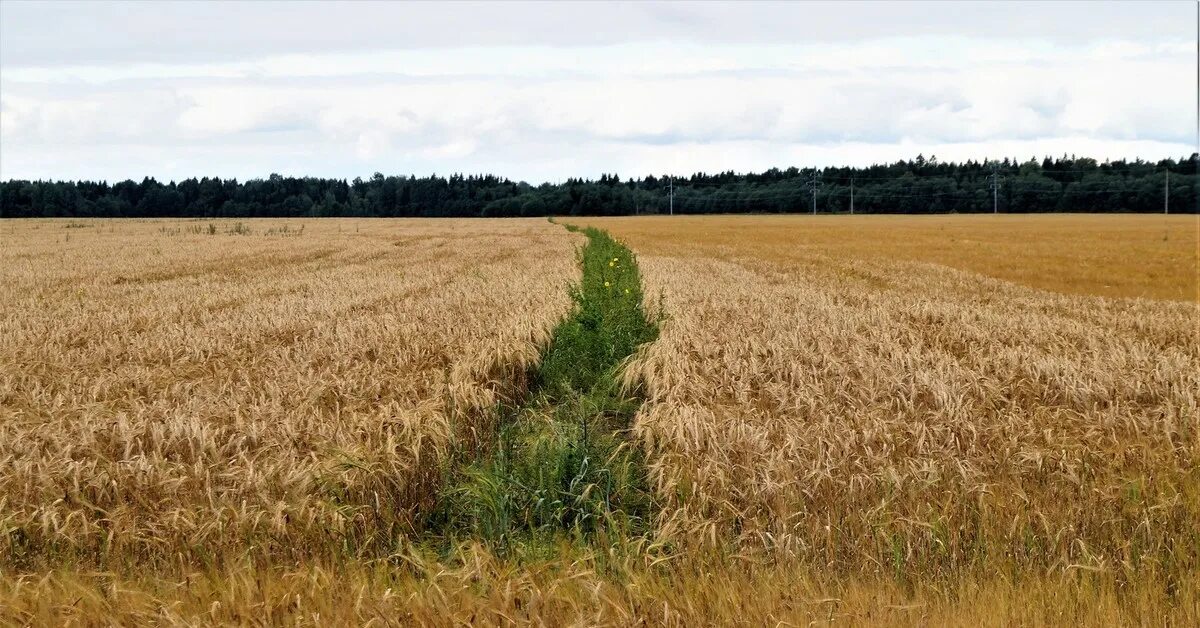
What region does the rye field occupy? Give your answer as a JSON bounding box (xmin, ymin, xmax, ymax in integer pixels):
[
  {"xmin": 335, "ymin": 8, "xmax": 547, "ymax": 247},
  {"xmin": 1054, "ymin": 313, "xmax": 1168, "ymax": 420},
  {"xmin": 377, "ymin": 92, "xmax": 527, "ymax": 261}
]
[{"xmin": 1, "ymin": 214, "xmax": 1197, "ymax": 625}]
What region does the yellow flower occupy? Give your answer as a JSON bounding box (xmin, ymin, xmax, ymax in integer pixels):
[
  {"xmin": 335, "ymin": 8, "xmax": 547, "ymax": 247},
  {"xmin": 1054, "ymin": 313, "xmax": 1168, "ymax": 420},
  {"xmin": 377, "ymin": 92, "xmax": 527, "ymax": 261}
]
[
  {"xmin": 604, "ymin": 281, "xmax": 611, "ymax": 287},
  {"xmin": 609, "ymin": 261, "xmax": 614, "ymax": 267},
  {"xmin": 624, "ymin": 288, "xmax": 630, "ymax": 294}
]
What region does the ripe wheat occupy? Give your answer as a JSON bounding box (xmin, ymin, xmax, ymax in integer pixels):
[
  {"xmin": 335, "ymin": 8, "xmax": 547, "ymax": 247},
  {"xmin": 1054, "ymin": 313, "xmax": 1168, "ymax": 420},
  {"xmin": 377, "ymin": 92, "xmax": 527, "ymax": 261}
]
[
  {"xmin": 579, "ymin": 215, "xmax": 1199, "ymax": 583},
  {"xmin": 2, "ymin": 214, "xmax": 1197, "ymax": 624},
  {"xmin": 0, "ymin": 218, "xmax": 580, "ymax": 570}
]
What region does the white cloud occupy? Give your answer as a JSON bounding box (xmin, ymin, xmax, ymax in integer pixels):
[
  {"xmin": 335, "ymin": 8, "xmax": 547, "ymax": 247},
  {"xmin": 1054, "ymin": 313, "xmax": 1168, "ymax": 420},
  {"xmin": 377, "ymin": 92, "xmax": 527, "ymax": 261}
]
[{"xmin": 0, "ymin": 2, "xmax": 1195, "ymax": 182}]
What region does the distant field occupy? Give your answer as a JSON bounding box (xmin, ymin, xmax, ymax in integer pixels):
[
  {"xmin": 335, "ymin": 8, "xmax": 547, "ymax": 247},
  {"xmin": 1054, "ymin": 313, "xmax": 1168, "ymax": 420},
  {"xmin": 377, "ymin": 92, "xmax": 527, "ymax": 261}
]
[
  {"xmin": 2, "ymin": 215, "xmax": 1197, "ymax": 625},
  {"xmin": 576, "ymin": 214, "xmax": 1199, "ymax": 301}
]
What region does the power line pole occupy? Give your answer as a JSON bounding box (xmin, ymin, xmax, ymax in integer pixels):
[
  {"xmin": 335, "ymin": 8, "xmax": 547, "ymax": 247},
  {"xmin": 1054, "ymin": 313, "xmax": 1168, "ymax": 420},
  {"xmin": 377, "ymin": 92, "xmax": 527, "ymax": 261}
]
[
  {"xmin": 808, "ymin": 171, "xmax": 822, "ymax": 215},
  {"xmin": 850, "ymin": 177, "xmax": 854, "ymax": 215},
  {"xmin": 669, "ymin": 177, "xmax": 674, "ymax": 216},
  {"xmin": 1164, "ymin": 170, "xmax": 1169, "ymax": 214},
  {"xmin": 988, "ymin": 163, "xmax": 1001, "ymax": 214}
]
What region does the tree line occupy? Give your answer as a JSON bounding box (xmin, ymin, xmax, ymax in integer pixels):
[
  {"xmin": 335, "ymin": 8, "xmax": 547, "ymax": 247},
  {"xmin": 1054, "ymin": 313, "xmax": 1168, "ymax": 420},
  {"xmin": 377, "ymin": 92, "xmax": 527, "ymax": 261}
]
[{"xmin": 2, "ymin": 154, "xmax": 1195, "ymax": 218}]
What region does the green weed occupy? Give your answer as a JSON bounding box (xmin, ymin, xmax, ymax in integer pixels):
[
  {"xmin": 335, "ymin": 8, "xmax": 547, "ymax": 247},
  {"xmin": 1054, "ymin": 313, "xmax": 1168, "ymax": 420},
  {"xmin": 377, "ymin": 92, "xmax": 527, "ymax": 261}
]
[{"xmin": 434, "ymin": 224, "xmax": 660, "ymax": 553}]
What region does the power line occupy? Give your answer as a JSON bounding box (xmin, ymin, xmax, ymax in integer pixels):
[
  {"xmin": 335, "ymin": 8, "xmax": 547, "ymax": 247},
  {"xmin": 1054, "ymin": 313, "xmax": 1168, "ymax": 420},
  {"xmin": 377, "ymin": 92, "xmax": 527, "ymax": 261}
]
[
  {"xmin": 644, "ymin": 165, "xmax": 1190, "ymax": 189},
  {"xmin": 808, "ymin": 171, "xmax": 822, "ymax": 215},
  {"xmin": 668, "ymin": 184, "xmax": 1180, "ymax": 206},
  {"xmin": 669, "ymin": 178, "xmax": 1191, "ymax": 199},
  {"xmin": 650, "ymin": 182, "xmax": 1195, "ymax": 215},
  {"xmin": 674, "ymin": 185, "xmax": 973, "ymax": 202}
]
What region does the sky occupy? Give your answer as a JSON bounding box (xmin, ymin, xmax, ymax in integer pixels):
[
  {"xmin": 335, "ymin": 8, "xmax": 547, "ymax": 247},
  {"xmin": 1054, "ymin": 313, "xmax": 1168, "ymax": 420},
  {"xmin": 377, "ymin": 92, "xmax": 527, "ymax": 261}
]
[{"xmin": 0, "ymin": 1, "xmax": 1196, "ymax": 184}]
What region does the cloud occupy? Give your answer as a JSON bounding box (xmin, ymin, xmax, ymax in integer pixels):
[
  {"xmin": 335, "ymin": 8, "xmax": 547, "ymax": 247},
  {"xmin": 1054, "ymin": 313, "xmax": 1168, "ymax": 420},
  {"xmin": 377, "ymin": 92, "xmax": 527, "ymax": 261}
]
[
  {"xmin": 0, "ymin": 2, "xmax": 1195, "ymax": 182},
  {"xmin": 2, "ymin": 1, "xmax": 1193, "ymax": 67}
]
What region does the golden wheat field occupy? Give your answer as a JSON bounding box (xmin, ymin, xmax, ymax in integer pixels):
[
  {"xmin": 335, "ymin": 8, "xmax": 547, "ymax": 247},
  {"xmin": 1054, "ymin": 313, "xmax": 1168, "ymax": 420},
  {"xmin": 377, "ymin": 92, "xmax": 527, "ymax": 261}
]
[
  {"xmin": 0, "ymin": 218, "xmax": 580, "ymax": 566},
  {"xmin": 2, "ymin": 215, "xmax": 1198, "ymax": 625}
]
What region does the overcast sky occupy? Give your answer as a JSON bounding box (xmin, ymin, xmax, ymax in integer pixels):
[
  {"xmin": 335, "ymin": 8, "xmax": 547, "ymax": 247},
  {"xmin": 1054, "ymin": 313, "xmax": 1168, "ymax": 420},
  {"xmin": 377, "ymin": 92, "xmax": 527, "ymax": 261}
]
[{"xmin": 1, "ymin": 1, "xmax": 1196, "ymax": 183}]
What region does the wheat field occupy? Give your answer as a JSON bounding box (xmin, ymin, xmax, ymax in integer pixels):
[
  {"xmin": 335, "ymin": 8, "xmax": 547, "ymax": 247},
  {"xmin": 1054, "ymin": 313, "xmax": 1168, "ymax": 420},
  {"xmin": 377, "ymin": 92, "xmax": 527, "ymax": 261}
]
[
  {"xmin": 0, "ymin": 218, "xmax": 580, "ymax": 572},
  {"xmin": 2, "ymin": 215, "xmax": 1198, "ymax": 625},
  {"xmin": 588, "ymin": 214, "xmax": 1198, "ymax": 619}
]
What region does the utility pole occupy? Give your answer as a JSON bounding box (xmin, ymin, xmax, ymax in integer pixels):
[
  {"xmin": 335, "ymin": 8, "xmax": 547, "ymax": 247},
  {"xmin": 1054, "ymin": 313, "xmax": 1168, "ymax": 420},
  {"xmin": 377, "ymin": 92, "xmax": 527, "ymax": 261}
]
[
  {"xmin": 808, "ymin": 171, "xmax": 822, "ymax": 214},
  {"xmin": 988, "ymin": 162, "xmax": 1001, "ymax": 214},
  {"xmin": 1165, "ymin": 170, "xmax": 1169, "ymax": 214},
  {"xmin": 850, "ymin": 177, "xmax": 855, "ymax": 215},
  {"xmin": 669, "ymin": 177, "xmax": 674, "ymax": 216}
]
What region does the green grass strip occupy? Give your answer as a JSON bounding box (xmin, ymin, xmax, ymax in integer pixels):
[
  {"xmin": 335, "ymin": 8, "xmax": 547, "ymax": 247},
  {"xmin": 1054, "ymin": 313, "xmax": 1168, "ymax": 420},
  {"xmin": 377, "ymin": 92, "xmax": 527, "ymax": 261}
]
[{"xmin": 433, "ymin": 221, "xmax": 661, "ymax": 551}]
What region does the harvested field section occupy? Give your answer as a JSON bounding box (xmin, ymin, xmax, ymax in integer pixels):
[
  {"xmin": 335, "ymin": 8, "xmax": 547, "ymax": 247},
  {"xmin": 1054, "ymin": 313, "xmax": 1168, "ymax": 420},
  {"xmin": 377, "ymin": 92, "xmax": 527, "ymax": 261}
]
[
  {"xmin": 0, "ymin": 218, "xmax": 580, "ymax": 569},
  {"xmin": 576, "ymin": 216, "xmax": 1199, "ymax": 581}
]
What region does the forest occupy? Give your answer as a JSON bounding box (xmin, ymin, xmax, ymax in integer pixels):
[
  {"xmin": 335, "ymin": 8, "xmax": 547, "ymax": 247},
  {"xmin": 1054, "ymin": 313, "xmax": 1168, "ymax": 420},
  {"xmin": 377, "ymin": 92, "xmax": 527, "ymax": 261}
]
[{"xmin": 2, "ymin": 154, "xmax": 1195, "ymax": 218}]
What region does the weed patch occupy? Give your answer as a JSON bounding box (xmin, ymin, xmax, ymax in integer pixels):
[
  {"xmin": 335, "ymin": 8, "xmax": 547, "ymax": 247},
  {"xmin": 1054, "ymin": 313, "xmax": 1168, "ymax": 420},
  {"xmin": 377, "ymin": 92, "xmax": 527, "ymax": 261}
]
[{"xmin": 435, "ymin": 222, "xmax": 661, "ymax": 551}]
